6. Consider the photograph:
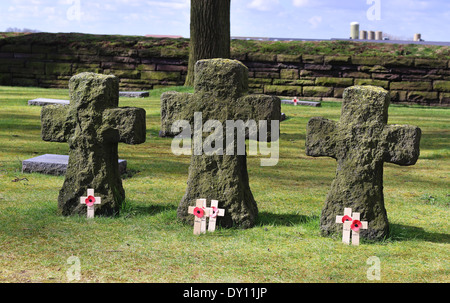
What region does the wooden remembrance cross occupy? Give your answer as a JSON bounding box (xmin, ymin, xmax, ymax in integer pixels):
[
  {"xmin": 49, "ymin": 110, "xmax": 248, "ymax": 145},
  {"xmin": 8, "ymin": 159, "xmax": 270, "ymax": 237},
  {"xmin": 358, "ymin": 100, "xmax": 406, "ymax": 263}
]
[
  {"xmin": 306, "ymin": 85, "xmax": 421, "ymax": 241},
  {"xmin": 40, "ymin": 72, "xmax": 146, "ymax": 216},
  {"xmin": 161, "ymin": 59, "xmax": 280, "ymax": 229},
  {"xmin": 80, "ymin": 188, "xmax": 101, "ymax": 219},
  {"xmin": 336, "ymin": 208, "xmax": 368, "ymax": 245},
  {"xmin": 188, "ymin": 199, "xmax": 225, "ymax": 234}
]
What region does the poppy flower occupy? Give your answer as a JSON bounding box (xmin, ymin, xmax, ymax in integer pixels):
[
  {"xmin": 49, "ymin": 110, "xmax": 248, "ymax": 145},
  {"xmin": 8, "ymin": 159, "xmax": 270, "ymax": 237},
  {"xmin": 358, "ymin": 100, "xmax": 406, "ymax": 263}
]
[
  {"xmin": 351, "ymin": 220, "xmax": 362, "ymax": 232},
  {"xmin": 85, "ymin": 195, "xmax": 96, "ymax": 207},
  {"xmin": 210, "ymin": 206, "xmax": 218, "ymax": 218},
  {"xmin": 341, "ymin": 215, "xmax": 352, "ymax": 223},
  {"xmin": 193, "ymin": 207, "xmax": 204, "ymax": 218}
]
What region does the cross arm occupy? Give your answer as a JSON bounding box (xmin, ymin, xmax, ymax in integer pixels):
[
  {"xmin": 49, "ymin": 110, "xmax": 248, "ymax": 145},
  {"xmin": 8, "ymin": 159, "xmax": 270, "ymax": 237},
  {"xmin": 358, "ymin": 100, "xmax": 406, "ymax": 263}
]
[
  {"xmin": 101, "ymin": 107, "xmax": 146, "ymax": 144},
  {"xmin": 40, "ymin": 104, "xmax": 73, "ymax": 142},
  {"xmin": 234, "ymin": 94, "xmax": 281, "ymax": 141},
  {"xmin": 382, "ymin": 124, "xmax": 421, "ymax": 165},
  {"xmin": 305, "ymin": 117, "xmax": 338, "ymax": 159},
  {"xmin": 160, "ymin": 91, "xmax": 193, "ymax": 137}
]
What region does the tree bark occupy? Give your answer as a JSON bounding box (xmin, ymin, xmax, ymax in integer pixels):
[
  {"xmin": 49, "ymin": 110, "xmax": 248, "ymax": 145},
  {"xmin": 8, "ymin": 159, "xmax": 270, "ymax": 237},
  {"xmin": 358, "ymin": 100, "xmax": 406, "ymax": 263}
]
[{"xmin": 185, "ymin": 0, "xmax": 231, "ymax": 86}]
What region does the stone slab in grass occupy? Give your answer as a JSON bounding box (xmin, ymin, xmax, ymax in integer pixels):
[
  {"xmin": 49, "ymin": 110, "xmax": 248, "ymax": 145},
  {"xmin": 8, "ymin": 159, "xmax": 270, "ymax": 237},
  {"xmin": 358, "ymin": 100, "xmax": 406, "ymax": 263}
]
[
  {"xmin": 28, "ymin": 91, "xmax": 149, "ymax": 106},
  {"xmin": 28, "ymin": 98, "xmax": 70, "ymax": 106},
  {"xmin": 119, "ymin": 91, "xmax": 150, "ymax": 98},
  {"xmin": 22, "ymin": 154, "xmax": 127, "ymax": 176},
  {"xmin": 281, "ymin": 99, "xmax": 321, "ymax": 107}
]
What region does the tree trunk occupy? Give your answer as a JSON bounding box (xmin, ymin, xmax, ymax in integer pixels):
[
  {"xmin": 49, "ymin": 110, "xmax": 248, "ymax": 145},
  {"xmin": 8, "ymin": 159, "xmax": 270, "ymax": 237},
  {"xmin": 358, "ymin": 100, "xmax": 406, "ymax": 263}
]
[{"xmin": 185, "ymin": 0, "xmax": 231, "ymax": 86}]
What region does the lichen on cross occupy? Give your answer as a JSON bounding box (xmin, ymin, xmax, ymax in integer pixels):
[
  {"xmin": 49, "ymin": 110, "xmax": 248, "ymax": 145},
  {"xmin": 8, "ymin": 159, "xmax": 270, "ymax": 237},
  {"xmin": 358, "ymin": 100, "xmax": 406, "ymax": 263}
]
[
  {"xmin": 306, "ymin": 85, "xmax": 421, "ymax": 241},
  {"xmin": 40, "ymin": 72, "xmax": 146, "ymax": 216},
  {"xmin": 160, "ymin": 59, "xmax": 281, "ymax": 229}
]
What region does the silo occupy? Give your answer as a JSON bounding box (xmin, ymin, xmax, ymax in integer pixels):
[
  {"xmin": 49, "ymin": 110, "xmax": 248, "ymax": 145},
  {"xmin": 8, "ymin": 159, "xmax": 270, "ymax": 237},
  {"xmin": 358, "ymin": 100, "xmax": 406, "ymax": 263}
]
[{"xmin": 350, "ymin": 22, "xmax": 359, "ymax": 39}]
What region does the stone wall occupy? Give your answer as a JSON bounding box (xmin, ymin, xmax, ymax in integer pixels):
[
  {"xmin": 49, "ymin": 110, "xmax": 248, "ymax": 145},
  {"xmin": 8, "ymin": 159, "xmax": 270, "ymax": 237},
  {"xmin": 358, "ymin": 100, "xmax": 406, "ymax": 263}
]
[
  {"xmin": 240, "ymin": 53, "xmax": 449, "ymax": 106},
  {"xmin": 0, "ymin": 34, "xmax": 449, "ymax": 106},
  {"xmin": 0, "ymin": 41, "xmax": 188, "ymax": 90}
]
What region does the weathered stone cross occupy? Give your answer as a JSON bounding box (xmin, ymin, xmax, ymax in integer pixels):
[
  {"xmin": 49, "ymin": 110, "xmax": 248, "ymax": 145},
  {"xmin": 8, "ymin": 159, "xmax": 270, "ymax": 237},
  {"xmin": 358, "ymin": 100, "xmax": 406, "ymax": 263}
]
[
  {"xmin": 41, "ymin": 72, "xmax": 146, "ymax": 216},
  {"xmin": 306, "ymin": 85, "xmax": 421, "ymax": 240},
  {"xmin": 161, "ymin": 59, "xmax": 281, "ymax": 228}
]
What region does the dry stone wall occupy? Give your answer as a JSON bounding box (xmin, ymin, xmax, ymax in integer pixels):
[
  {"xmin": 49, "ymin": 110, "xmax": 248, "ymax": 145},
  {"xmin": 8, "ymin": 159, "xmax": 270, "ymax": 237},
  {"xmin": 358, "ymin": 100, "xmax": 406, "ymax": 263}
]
[{"xmin": 0, "ymin": 35, "xmax": 448, "ymax": 106}]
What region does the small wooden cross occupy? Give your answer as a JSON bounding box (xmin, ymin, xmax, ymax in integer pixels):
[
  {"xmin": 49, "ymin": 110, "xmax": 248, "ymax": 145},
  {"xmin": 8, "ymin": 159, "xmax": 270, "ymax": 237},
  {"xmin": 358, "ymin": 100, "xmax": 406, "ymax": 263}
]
[
  {"xmin": 188, "ymin": 199, "xmax": 211, "ymax": 235},
  {"xmin": 336, "ymin": 208, "xmax": 368, "ymax": 245},
  {"xmin": 80, "ymin": 189, "xmax": 101, "ymax": 218},
  {"xmin": 207, "ymin": 199, "xmax": 225, "ymax": 232}
]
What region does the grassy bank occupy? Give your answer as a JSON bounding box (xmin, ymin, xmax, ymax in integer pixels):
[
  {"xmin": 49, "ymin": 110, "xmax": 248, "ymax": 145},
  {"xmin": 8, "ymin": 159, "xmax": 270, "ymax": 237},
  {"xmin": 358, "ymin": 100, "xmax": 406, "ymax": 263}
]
[
  {"xmin": 0, "ymin": 85, "xmax": 448, "ymax": 282},
  {"xmin": 1, "ymin": 32, "xmax": 449, "ymax": 59}
]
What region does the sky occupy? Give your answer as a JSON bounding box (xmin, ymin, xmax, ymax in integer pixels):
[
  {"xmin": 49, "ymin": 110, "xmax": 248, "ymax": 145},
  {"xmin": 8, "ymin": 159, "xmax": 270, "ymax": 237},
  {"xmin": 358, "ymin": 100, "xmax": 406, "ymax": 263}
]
[{"xmin": 1, "ymin": 0, "xmax": 449, "ymax": 42}]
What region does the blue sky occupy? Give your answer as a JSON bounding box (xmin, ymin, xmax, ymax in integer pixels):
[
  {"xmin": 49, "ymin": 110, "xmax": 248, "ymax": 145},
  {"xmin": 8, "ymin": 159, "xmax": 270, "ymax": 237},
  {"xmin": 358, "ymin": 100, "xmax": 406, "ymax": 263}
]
[{"xmin": 1, "ymin": 0, "xmax": 449, "ymax": 41}]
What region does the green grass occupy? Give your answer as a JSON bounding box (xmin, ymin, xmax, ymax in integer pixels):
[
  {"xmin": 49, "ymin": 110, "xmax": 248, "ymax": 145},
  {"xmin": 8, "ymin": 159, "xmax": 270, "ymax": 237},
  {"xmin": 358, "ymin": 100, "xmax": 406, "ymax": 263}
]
[{"xmin": 0, "ymin": 85, "xmax": 448, "ymax": 283}]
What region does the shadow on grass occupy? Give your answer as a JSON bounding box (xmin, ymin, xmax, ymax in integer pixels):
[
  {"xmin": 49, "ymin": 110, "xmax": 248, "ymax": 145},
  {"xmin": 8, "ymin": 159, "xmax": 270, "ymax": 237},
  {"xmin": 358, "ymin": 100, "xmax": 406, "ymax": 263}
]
[
  {"xmin": 256, "ymin": 211, "xmax": 319, "ymax": 226},
  {"xmin": 388, "ymin": 223, "xmax": 450, "ymax": 244},
  {"xmin": 132, "ymin": 203, "xmax": 177, "ymax": 216}
]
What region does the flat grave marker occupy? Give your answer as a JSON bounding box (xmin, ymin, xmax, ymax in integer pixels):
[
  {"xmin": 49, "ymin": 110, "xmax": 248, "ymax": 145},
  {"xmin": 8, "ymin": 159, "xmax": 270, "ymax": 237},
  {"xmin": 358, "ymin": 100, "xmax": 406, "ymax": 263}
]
[{"xmin": 22, "ymin": 154, "xmax": 127, "ymax": 176}]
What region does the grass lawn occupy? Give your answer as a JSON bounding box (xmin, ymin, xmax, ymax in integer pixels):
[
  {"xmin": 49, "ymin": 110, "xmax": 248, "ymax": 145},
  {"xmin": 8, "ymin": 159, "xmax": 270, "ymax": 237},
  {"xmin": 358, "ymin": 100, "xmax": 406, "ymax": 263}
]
[{"xmin": 0, "ymin": 85, "xmax": 448, "ymax": 283}]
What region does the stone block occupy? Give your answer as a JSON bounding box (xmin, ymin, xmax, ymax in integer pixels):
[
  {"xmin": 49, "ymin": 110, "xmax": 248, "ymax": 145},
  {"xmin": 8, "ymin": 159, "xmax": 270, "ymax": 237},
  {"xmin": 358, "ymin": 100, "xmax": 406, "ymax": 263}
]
[
  {"xmin": 119, "ymin": 91, "xmax": 149, "ymax": 98},
  {"xmin": 22, "ymin": 154, "xmax": 127, "ymax": 176},
  {"xmin": 324, "ymin": 56, "xmax": 350, "ymax": 64},
  {"xmin": 280, "ymin": 69, "xmax": 299, "ymax": 79},
  {"xmin": 302, "ymin": 55, "xmax": 324, "ymax": 64},
  {"xmin": 315, "ymin": 77, "xmax": 353, "ymax": 87},
  {"xmin": 141, "ymin": 71, "xmax": 180, "ymax": 81},
  {"xmin": 433, "ymin": 80, "xmax": 450, "ymax": 92},
  {"xmin": 302, "ymin": 86, "xmax": 334, "ymax": 97},
  {"xmin": 351, "ymin": 56, "xmax": 379, "ymax": 65},
  {"xmin": 407, "ymin": 91, "xmax": 439, "ymax": 103},
  {"xmin": 45, "ymin": 62, "xmax": 72, "ymax": 76},
  {"xmin": 383, "ymin": 57, "xmax": 414, "ymax": 67},
  {"xmin": 276, "ymin": 54, "xmax": 301, "ymax": 63},
  {"xmin": 390, "ymin": 81, "xmax": 432, "ymax": 91},
  {"xmin": 247, "ymin": 52, "xmax": 277, "ymax": 62},
  {"xmin": 415, "ymin": 59, "xmax": 448, "ymax": 69},
  {"xmin": 28, "ymin": 98, "xmax": 70, "ymax": 106},
  {"xmin": 281, "ymin": 99, "xmax": 321, "ymax": 106},
  {"xmin": 263, "ymin": 85, "xmax": 302, "ymax": 96},
  {"xmin": 354, "ymin": 79, "xmax": 389, "ymax": 89}
]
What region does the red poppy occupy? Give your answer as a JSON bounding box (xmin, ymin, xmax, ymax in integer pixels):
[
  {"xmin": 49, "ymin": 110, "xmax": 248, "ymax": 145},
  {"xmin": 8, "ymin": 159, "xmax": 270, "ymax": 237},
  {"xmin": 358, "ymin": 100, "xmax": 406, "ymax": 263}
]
[
  {"xmin": 341, "ymin": 215, "xmax": 352, "ymax": 223},
  {"xmin": 193, "ymin": 207, "xmax": 204, "ymax": 218},
  {"xmin": 85, "ymin": 195, "xmax": 96, "ymax": 207},
  {"xmin": 351, "ymin": 220, "xmax": 362, "ymax": 232},
  {"xmin": 210, "ymin": 206, "xmax": 218, "ymax": 218}
]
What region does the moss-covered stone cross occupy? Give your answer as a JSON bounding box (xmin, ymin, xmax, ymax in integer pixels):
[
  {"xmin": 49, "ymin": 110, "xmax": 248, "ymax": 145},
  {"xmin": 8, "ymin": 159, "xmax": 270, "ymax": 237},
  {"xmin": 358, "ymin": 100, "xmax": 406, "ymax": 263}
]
[
  {"xmin": 40, "ymin": 72, "xmax": 146, "ymax": 216},
  {"xmin": 161, "ymin": 59, "xmax": 280, "ymax": 228},
  {"xmin": 306, "ymin": 85, "xmax": 421, "ymax": 240}
]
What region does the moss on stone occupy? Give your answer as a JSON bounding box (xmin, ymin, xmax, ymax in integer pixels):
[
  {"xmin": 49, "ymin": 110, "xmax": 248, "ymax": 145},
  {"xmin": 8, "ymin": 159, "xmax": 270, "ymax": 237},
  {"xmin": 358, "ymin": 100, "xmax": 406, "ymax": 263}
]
[
  {"xmin": 41, "ymin": 72, "xmax": 146, "ymax": 217},
  {"xmin": 306, "ymin": 85, "xmax": 421, "ymax": 241}
]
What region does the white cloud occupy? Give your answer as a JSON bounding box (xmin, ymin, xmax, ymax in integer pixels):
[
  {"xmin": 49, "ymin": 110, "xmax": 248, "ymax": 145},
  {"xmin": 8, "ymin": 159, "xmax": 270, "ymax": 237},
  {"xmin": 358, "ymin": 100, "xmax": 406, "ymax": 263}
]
[
  {"xmin": 248, "ymin": 0, "xmax": 279, "ymax": 12},
  {"xmin": 292, "ymin": 0, "xmax": 309, "ymax": 7},
  {"xmin": 146, "ymin": 0, "xmax": 189, "ymax": 10},
  {"xmin": 308, "ymin": 15, "xmax": 322, "ymax": 28}
]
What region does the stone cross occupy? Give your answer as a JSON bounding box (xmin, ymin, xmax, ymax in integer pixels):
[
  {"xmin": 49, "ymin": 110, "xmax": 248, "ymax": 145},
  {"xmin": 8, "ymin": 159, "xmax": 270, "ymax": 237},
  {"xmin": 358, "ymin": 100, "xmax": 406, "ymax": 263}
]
[
  {"xmin": 306, "ymin": 85, "xmax": 421, "ymax": 241},
  {"xmin": 188, "ymin": 199, "xmax": 211, "ymax": 235},
  {"xmin": 208, "ymin": 199, "xmax": 225, "ymax": 232},
  {"xmin": 161, "ymin": 59, "xmax": 280, "ymax": 229},
  {"xmin": 41, "ymin": 72, "xmax": 146, "ymax": 216},
  {"xmin": 80, "ymin": 188, "xmax": 101, "ymax": 218},
  {"xmin": 336, "ymin": 208, "xmax": 368, "ymax": 245}
]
